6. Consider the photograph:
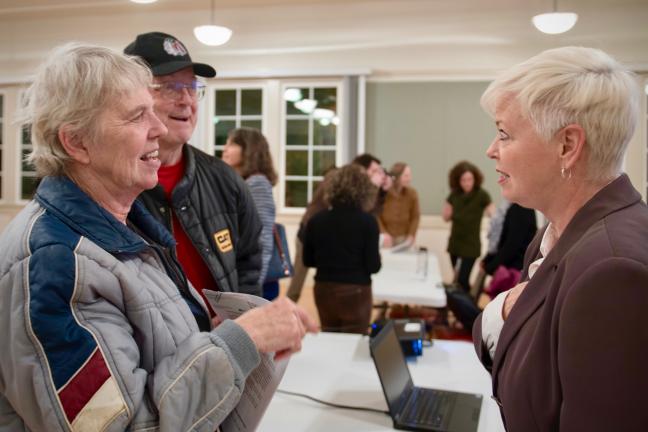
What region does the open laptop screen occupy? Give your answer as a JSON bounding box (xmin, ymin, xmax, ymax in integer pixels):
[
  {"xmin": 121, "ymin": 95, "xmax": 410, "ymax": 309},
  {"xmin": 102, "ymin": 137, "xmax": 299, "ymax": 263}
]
[{"xmin": 370, "ymin": 321, "xmax": 414, "ymax": 414}]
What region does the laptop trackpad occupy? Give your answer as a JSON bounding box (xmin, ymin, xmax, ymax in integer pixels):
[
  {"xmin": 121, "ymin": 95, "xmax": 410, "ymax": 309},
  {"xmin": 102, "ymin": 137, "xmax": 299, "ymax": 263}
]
[{"xmin": 447, "ymin": 393, "xmax": 482, "ymax": 432}]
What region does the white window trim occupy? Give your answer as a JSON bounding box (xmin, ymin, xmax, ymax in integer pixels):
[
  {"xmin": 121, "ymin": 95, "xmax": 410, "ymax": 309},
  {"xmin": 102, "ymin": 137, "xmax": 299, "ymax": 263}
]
[
  {"xmin": 204, "ymin": 82, "xmax": 268, "ymax": 156},
  {"xmin": 356, "ymin": 75, "xmax": 366, "ymax": 155}
]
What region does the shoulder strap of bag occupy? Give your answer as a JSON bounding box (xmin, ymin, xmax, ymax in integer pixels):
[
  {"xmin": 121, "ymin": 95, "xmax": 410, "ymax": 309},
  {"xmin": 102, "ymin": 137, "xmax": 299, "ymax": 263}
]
[{"xmin": 273, "ymin": 224, "xmax": 291, "ymax": 276}]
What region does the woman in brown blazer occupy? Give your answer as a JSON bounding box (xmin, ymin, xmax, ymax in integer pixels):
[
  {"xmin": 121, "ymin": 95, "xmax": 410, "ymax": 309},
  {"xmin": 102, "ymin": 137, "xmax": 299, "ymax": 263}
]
[
  {"xmin": 378, "ymin": 162, "xmax": 420, "ymax": 248},
  {"xmin": 473, "ymin": 46, "xmax": 648, "ymax": 431}
]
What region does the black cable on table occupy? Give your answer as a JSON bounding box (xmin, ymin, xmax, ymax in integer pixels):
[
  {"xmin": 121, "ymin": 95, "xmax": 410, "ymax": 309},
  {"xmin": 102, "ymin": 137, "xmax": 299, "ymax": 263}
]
[{"xmin": 276, "ymin": 389, "xmax": 389, "ymax": 415}]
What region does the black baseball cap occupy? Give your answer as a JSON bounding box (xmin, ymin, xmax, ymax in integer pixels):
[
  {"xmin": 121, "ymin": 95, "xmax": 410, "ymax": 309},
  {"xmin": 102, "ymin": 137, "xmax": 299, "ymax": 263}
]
[{"xmin": 124, "ymin": 31, "xmax": 216, "ymax": 78}]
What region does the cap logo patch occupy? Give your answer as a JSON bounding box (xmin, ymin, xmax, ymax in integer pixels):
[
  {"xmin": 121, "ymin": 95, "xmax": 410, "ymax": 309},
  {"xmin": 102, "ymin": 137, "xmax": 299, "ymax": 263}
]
[
  {"xmin": 214, "ymin": 229, "xmax": 233, "ymax": 253},
  {"xmin": 163, "ymin": 38, "xmax": 188, "ymax": 57}
]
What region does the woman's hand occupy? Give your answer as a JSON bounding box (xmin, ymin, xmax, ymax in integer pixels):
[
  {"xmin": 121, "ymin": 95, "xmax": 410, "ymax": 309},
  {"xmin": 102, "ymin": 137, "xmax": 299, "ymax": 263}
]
[
  {"xmin": 485, "ymin": 202, "xmax": 496, "ymax": 218},
  {"xmin": 503, "ymin": 281, "xmax": 528, "ymax": 320},
  {"xmin": 382, "ymin": 233, "xmax": 394, "ymax": 248},
  {"xmin": 235, "ymin": 297, "xmax": 319, "ymax": 359},
  {"xmin": 442, "ymin": 202, "xmax": 453, "ymax": 222}
]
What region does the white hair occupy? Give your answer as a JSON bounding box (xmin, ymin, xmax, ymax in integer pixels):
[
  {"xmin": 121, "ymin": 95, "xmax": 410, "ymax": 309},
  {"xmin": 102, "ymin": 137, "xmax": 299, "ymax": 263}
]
[
  {"xmin": 18, "ymin": 42, "xmax": 152, "ymax": 177},
  {"xmin": 481, "ymin": 46, "xmax": 640, "ymax": 181}
]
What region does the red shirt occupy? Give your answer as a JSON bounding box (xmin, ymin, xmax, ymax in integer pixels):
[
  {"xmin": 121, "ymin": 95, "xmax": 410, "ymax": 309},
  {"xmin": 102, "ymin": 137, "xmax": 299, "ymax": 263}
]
[{"xmin": 157, "ymin": 156, "xmax": 217, "ymax": 316}]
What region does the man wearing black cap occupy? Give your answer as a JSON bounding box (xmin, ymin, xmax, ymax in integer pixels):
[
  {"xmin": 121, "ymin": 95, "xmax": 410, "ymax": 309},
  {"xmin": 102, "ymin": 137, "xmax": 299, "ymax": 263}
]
[{"xmin": 125, "ymin": 32, "xmax": 263, "ymax": 306}]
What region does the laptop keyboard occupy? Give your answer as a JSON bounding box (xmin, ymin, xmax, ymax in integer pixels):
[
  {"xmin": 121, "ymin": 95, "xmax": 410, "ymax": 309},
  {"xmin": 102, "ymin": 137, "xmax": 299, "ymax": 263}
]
[{"xmin": 402, "ymin": 388, "xmax": 456, "ymax": 428}]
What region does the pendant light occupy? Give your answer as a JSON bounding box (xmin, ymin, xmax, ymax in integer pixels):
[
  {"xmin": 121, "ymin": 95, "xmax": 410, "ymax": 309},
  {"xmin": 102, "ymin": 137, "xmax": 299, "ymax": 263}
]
[
  {"xmin": 194, "ymin": 0, "xmax": 233, "ymax": 46},
  {"xmin": 532, "ymin": 0, "xmax": 578, "ymax": 34}
]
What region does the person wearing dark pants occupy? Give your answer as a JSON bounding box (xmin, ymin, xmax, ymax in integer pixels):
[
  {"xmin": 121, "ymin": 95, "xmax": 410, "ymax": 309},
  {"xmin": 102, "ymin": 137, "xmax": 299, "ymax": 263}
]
[
  {"xmin": 442, "ymin": 161, "xmax": 495, "ymax": 292},
  {"xmin": 303, "ymin": 164, "xmax": 381, "ymax": 335},
  {"xmin": 450, "ymin": 255, "xmax": 477, "ymax": 293},
  {"xmin": 313, "ymin": 282, "xmax": 373, "ymax": 334}
]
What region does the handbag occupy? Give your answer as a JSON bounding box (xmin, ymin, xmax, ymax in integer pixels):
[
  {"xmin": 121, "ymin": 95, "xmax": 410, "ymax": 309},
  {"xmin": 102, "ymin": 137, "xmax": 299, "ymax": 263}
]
[
  {"xmin": 444, "ymin": 285, "xmax": 481, "ymax": 331},
  {"xmin": 265, "ymin": 223, "xmax": 294, "ymax": 282},
  {"xmin": 484, "ymin": 265, "xmax": 521, "ymax": 298}
]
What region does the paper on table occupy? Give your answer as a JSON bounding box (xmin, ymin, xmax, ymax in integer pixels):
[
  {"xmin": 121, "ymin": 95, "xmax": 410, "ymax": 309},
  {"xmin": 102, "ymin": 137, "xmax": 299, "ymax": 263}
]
[
  {"xmin": 387, "ymin": 240, "xmax": 414, "ymax": 253},
  {"xmin": 203, "ymin": 290, "xmax": 289, "ymax": 432}
]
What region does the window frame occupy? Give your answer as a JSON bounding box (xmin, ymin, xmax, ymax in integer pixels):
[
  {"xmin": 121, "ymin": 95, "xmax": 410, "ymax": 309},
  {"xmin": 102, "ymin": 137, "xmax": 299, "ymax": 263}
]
[
  {"xmin": 206, "ymin": 82, "xmax": 268, "ymax": 156},
  {"xmin": 17, "ymin": 122, "xmax": 38, "ymax": 204},
  {"xmin": 279, "ymin": 79, "xmax": 345, "ymax": 213}
]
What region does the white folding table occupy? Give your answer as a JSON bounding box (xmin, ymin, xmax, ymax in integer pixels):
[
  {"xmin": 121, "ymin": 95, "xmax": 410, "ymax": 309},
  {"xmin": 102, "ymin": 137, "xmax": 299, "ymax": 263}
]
[{"xmin": 258, "ymin": 332, "xmax": 504, "ymax": 431}]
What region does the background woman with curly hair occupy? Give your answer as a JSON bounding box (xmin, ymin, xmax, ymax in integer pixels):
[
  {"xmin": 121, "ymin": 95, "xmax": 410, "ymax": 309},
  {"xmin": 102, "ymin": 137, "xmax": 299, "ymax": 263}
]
[
  {"xmin": 442, "ymin": 160, "xmax": 495, "ymax": 292},
  {"xmin": 303, "ymin": 164, "xmax": 381, "ymax": 334}
]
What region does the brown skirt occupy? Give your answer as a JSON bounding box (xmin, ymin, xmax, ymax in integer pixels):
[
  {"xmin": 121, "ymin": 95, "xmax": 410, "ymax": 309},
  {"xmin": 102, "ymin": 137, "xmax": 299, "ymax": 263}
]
[{"xmin": 313, "ymin": 281, "xmax": 372, "ymax": 334}]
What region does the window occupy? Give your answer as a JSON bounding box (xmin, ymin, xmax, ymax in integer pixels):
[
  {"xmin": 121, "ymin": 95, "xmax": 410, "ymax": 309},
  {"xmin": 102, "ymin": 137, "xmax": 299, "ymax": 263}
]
[
  {"xmin": 282, "ymin": 84, "xmax": 340, "ymax": 208},
  {"xmin": 201, "ymin": 77, "xmax": 358, "ymax": 212},
  {"xmin": 20, "ymin": 124, "xmax": 38, "ymax": 200},
  {"xmin": 211, "ymin": 87, "xmax": 264, "ymax": 157}
]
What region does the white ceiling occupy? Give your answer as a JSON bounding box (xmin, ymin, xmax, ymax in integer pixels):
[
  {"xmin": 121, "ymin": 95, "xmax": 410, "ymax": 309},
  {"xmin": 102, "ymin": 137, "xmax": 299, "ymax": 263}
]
[{"xmin": 1, "ymin": 0, "xmax": 647, "ymax": 81}]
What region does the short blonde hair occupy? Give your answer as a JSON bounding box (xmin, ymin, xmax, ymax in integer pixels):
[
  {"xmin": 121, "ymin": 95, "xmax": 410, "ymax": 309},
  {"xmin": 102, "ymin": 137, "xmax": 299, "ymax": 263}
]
[
  {"xmin": 19, "ymin": 43, "xmax": 152, "ymax": 176},
  {"xmin": 481, "ymin": 46, "xmax": 640, "ymax": 181}
]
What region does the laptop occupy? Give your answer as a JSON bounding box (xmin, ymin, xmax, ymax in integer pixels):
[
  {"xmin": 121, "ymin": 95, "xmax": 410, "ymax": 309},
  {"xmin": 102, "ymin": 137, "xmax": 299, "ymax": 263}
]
[{"xmin": 369, "ymin": 321, "xmax": 482, "ymax": 431}]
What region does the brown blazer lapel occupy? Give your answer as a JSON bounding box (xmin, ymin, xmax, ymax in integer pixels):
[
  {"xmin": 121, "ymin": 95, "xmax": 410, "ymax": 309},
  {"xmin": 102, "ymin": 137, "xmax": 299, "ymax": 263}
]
[
  {"xmin": 490, "ymin": 241, "xmax": 549, "ymax": 390},
  {"xmin": 490, "ymin": 174, "xmax": 640, "ymax": 396}
]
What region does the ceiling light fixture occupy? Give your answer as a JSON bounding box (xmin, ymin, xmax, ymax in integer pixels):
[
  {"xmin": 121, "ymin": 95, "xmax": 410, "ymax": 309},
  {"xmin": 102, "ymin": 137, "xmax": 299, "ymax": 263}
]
[
  {"xmin": 313, "ymin": 108, "xmax": 335, "ymax": 120},
  {"xmin": 194, "ymin": 0, "xmax": 232, "ymax": 46},
  {"xmin": 294, "ymin": 99, "xmax": 318, "ymax": 114},
  {"xmin": 532, "ymin": 0, "xmax": 578, "ymax": 34},
  {"xmin": 284, "ymin": 88, "xmax": 303, "ymax": 102}
]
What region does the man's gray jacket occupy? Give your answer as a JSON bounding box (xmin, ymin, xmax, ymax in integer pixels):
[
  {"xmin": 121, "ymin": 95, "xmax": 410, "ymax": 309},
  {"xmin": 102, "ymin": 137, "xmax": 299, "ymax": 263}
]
[
  {"xmin": 138, "ymin": 144, "xmax": 263, "ymax": 296},
  {"xmin": 0, "ymin": 176, "xmax": 260, "ymax": 431}
]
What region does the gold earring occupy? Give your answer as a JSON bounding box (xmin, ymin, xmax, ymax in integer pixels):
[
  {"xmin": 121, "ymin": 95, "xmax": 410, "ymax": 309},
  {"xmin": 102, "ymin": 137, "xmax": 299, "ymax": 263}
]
[{"xmin": 561, "ymin": 167, "xmax": 572, "ymax": 180}]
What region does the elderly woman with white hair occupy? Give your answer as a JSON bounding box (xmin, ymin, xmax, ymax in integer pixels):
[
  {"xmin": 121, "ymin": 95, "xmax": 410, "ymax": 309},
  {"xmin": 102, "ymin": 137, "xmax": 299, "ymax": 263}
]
[
  {"xmin": 473, "ymin": 46, "xmax": 648, "ymax": 431},
  {"xmin": 0, "ymin": 43, "xmax": 317, "ymax": 431}
]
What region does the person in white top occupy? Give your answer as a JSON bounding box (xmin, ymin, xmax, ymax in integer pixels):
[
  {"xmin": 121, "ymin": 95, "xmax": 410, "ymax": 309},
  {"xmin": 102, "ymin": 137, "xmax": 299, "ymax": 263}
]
[{"xmin": 473, "ymin": 46, "xmax": 648, "ymax": 431}]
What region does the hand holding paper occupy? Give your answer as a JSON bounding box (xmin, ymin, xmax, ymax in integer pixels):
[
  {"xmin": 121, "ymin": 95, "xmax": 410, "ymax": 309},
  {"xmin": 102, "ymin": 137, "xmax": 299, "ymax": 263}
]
[
  {"xmin": 236, "ymin": 297, "xmax": 319, "ymax": 359},
  {"xmin": 202, "ymin": 291, "xmax": 318, "ymax": 432}
]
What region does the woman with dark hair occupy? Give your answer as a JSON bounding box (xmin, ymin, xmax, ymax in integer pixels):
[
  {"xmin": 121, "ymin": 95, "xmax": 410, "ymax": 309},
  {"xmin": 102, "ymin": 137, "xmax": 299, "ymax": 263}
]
[
  {"xmin": 378, "ymin": 162, "xmax": 420, "ymax": 248},
  {"xmin": 442, "ymin": 160, "xmax": 495, "ymax": 292},
  {"xmin": 303, "ymin": 164, "xmax": 382, "ymax": 334},
  {"xmin": 222, "ymin": 127, "xmax": 280, "ymax": 299}
]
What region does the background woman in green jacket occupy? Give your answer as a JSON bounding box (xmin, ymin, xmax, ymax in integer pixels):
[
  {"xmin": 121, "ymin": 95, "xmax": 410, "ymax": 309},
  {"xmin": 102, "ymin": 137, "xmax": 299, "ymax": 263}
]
[{"xmin": 442, "ymin": 160, "xmax": 495, "ymax": 292}]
